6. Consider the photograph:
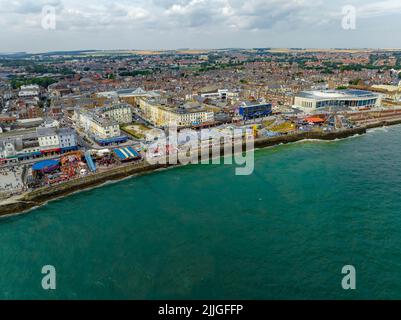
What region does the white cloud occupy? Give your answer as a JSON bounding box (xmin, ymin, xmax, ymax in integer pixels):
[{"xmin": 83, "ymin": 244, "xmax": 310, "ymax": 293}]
[
  {"xmin": 357, "ymin": 0, "xmax": 401, "ymax": 18},
  {"xmin": 1, "ymin": 0, "xmax": 401, "ymax": 51},
  {"xmin": 0, "ymin": 0, "xmax": 333, "ymax": 32}
]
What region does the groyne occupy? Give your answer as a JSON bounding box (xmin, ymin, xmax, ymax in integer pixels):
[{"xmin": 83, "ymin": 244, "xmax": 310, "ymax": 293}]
[{"xmin": 0, "ymin": 125, "xmax": 374, "ymax": 218}]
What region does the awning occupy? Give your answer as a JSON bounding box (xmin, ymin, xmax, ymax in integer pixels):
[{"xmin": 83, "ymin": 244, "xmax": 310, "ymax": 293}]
[
  {"xmin": 32, "ymin": 159, "xmax": 60, "ymax": 172},
  {"xmin": 17, "ymin": 151, "xmax": 42, "ymax": 158},
  {"xmin": 41, "ymin": 148, "xmax": 61, "ymax": 154},
  {"xmin": 61, "ymin": 146, "xmax": 79, "ymax": 152},
  {"xmin": 95, "ymin": 136, "xmax": 128, "ymax": 145},
  {"xmin": 113, "ymin": 147, "xmax": 141, "ymax": 161},
  {"xmin": 305, "ymin": 117, "xmax": 325, "ymax": 123}
]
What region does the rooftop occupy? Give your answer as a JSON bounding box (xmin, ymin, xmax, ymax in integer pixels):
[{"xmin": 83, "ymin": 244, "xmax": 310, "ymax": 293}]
[{"xmin": 298, "ymin": 89, "xmax": 380, "ymax": 100}]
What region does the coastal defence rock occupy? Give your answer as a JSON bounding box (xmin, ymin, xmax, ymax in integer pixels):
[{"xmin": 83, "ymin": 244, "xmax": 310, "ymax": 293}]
[
  {"xmin": 23, "ymin": 162, "xmax": 165, "ymax": 203},
  {"xmin": 0, "ymin": 162, "xmax": 167, "ymax": 217},
  {"xmin": 364, "ymin": 118, "xmax": 401, "ymax": 129},
  {"xmin": 0, "ymin": 126, "xmax": 367, "ymax": 217},
  {"xmin": 254, "ymin": 127, "xmax": 366, "ymax": 148}
]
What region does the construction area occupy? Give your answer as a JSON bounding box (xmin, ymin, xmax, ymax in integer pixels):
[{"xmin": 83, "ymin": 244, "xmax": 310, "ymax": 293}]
[{"xmin": 0, "ymin": 166, "xmax": 26, "ymax": 199}]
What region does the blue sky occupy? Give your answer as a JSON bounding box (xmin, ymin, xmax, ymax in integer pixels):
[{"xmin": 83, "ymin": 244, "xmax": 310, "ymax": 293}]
[{"xmin": 0, "ymin": 0, "xmax": 400, "ymax": 52}]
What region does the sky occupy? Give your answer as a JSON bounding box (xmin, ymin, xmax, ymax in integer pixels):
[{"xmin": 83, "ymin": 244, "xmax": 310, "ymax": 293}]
[{"xmin": 0, "ymin": 0, "xmax": 401, "ymax": 53}]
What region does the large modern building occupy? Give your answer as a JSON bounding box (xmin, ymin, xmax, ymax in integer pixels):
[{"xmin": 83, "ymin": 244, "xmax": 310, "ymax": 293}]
[
  {"xmin": 293, "ymin": 90, "xmax": 382, "ymax": 113},
  {"xmin": 238, "ymin": 101, "xmax": 273, "ymax": 120}
]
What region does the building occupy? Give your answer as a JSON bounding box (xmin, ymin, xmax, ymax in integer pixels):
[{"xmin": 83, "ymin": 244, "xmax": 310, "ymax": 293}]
[
  {"xmin": 58, "ymin": 128, "xmax": 78, "ymax": 151},
  {"xmin": 37, "ymin": 127, "xmax": 78, "ymax": 153},
  {"xmin": 19, "ymin": 84, "xmax": 40, "ymax": 99},
  {"xmin": 99, "ymin": 103, "xmax": 132, "ymax": 124},
  {"xmin": 238, "ymin": 101, "xmax": 273, "ymax": 120},
  {"xmin": 294, "ymin": 90, "xmax": 382, "ymax": 113},
  {"xmin": 370, "ymin": 85, "xmax": 401, "ymax": 102},
  {"xmin": 17, "ymin": 118, "xmax": 44, "ymax": 129},
  {"xmin": 74, "ymin": 110, "xmax": 127, "ymax": 146},
  {"xmin": 138, "ymin": 97, "xmax": 214, "ymax": 128},
  {"xmin": 96, "ymin": 88, "xmax": 160, "ymax": 107},
  {"xmin": 0, "ymin": 127, "xmax": 78, "ymax": 163},
  {"xmin": 199, "ymin": 89, "xmax": 238, "ymax": 101},
  {"xmin": 75, "ymin": 110, "xmax": 120, "ymax": 139},
  {"xmin": 0, "ymin": 116, "xmax": 17, "ymax": 125},
  {"xmin": 0, "ymin": 141, "xmax": 16, "ymax": 159},
  {"xmin": 37, "ymin": 127, "xmax": 60, "ymax": 150}
]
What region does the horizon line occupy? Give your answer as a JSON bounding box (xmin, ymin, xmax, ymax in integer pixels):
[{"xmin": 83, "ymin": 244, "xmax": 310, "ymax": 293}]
[{"xmin": 3, "ymin": 47, "xmax": 401, "ymax": 55}]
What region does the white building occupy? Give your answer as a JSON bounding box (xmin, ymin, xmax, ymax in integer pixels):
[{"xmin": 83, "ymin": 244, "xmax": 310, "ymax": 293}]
[
  {"xmin": 96, "ymin": 88, "xmax": 161, "ymax": 107},
  {"xmin": 37, "ymin": 128, "xmax": 60, "ymax": 149},
  {"xmin": 19, "ymin": 84, "xmax": 40, "ymax": 99},
  {"xmin": 41, "ymin": 119, "xmax": 60, "ymax": 129},
  {"xmin": 293, "ymin": 89, "xmax": 382, "ymax": 113},
  {"xmin": 199, "ymin": 89, "xmax": 239, "ymax": 101},
  {"xmin": 74, "ymin": 110, "xmax": 121, "ymax": 140},
  {"xmin": 0, "ymin": 142, "xmax": 16, "ymax": 159},
  {"xmin": 58, "ymin": 128, "xmax": 77, "ymax": 149},
  {"xmin": 139, "ymin": 98, "xmax": 214, "ymax": 128},
  {"xmin": 99, "ymin": 103, "xmax": 132, "ymax": 124},
  {"xmin": 36, "ymin": 127, "xmax": 78, "ymax": 150}
]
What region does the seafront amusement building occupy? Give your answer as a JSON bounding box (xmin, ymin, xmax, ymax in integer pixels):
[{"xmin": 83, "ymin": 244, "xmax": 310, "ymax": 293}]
[
  {"xmin": 37, "ymin": 127, "xmax": 78, "ymax": 153},
  {"xmin": 0, "ymin": 127, "xmax": 78, "ymax": 165},
  {"xmin": 293, "ymin": 90, "xmax": 382, "ymax": 113}
]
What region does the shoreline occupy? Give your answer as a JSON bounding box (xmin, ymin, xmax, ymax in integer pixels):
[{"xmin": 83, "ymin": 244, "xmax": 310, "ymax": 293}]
[{"xmin": 1, "ymin": 119, "xmax": 401, "ymax": 218}]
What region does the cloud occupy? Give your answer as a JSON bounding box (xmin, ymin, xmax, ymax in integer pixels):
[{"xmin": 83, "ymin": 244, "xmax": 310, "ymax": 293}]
[
  {"xmin": 357, "ymin": 0, "xmax": 401, "ymax": 18},
  {"xmin": 223, "ymin": 0, "xmax": 325, "ymax": 30},
  {"xmin": 0, "ymin": 0, "xmax": 62, "ymax": 14},
  {"xmin": 1, "ymin": 0, "xmax": 401, "ymax": 51},
  {"xmin": 0, "ymin": 0, "xmax": 334, "ymax": 32}
]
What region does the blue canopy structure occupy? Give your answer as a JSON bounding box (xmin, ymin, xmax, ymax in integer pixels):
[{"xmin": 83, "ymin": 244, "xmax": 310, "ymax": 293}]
[
  {"xmin": 95, "ymin": 136, "xmax": 128, "ymax": 146},
  {"xmin": 85, "ymin": 151, "xmax": 97, "ymax": 172},
  {"xmin": 113, "ymin": 147, "xmax": 141, "ymax": 161},
  {"xmin": 32, "ymin": 159, "xmax": 60, "ymax": 172}
]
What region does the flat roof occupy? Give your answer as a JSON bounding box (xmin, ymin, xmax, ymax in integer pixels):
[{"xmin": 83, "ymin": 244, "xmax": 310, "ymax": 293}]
[
  {"xmin": 32, "ymin": 159, "xmax": 60, "ymax": 171},
  {"xmin": 297, "ymin": 89, "xmax": 379, "ymax": 100},
  {"xmin": 113, "ymin": 147, "xmax": 141, "ymax": 161}
]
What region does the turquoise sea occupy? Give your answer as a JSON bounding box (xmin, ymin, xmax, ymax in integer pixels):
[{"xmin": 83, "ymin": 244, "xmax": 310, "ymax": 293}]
[{"xmin": 1, "ymin": 125, "xmax": 401, "ymax": 300}]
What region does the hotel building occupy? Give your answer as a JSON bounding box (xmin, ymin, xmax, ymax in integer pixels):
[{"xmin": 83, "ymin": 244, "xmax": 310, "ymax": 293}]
[{"xmin": 138, "ymin": 98, "xmax": 214, "ymax": 128}]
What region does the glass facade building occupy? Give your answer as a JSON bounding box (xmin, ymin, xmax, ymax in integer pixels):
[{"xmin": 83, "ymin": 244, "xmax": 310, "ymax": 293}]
[
  {"xmin": 294, "ymin": 90, "xmax": 381, "ymax": 112},
  {"xmin": 239, "ymin": 103, "xmax": 273, "ymax": 120}
]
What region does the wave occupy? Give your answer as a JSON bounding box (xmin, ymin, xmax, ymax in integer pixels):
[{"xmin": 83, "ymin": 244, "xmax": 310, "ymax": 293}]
[
  {"xmin": 367, "ymin": 127, "xmax": 389, "ymax": 134},
  {"xmin": 0, "ymin": 204, "xmax": 42, "ymax": 221},
  {"xmin": 255, "ymin": 134, "xmax": 363, "ymax": 152}
]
